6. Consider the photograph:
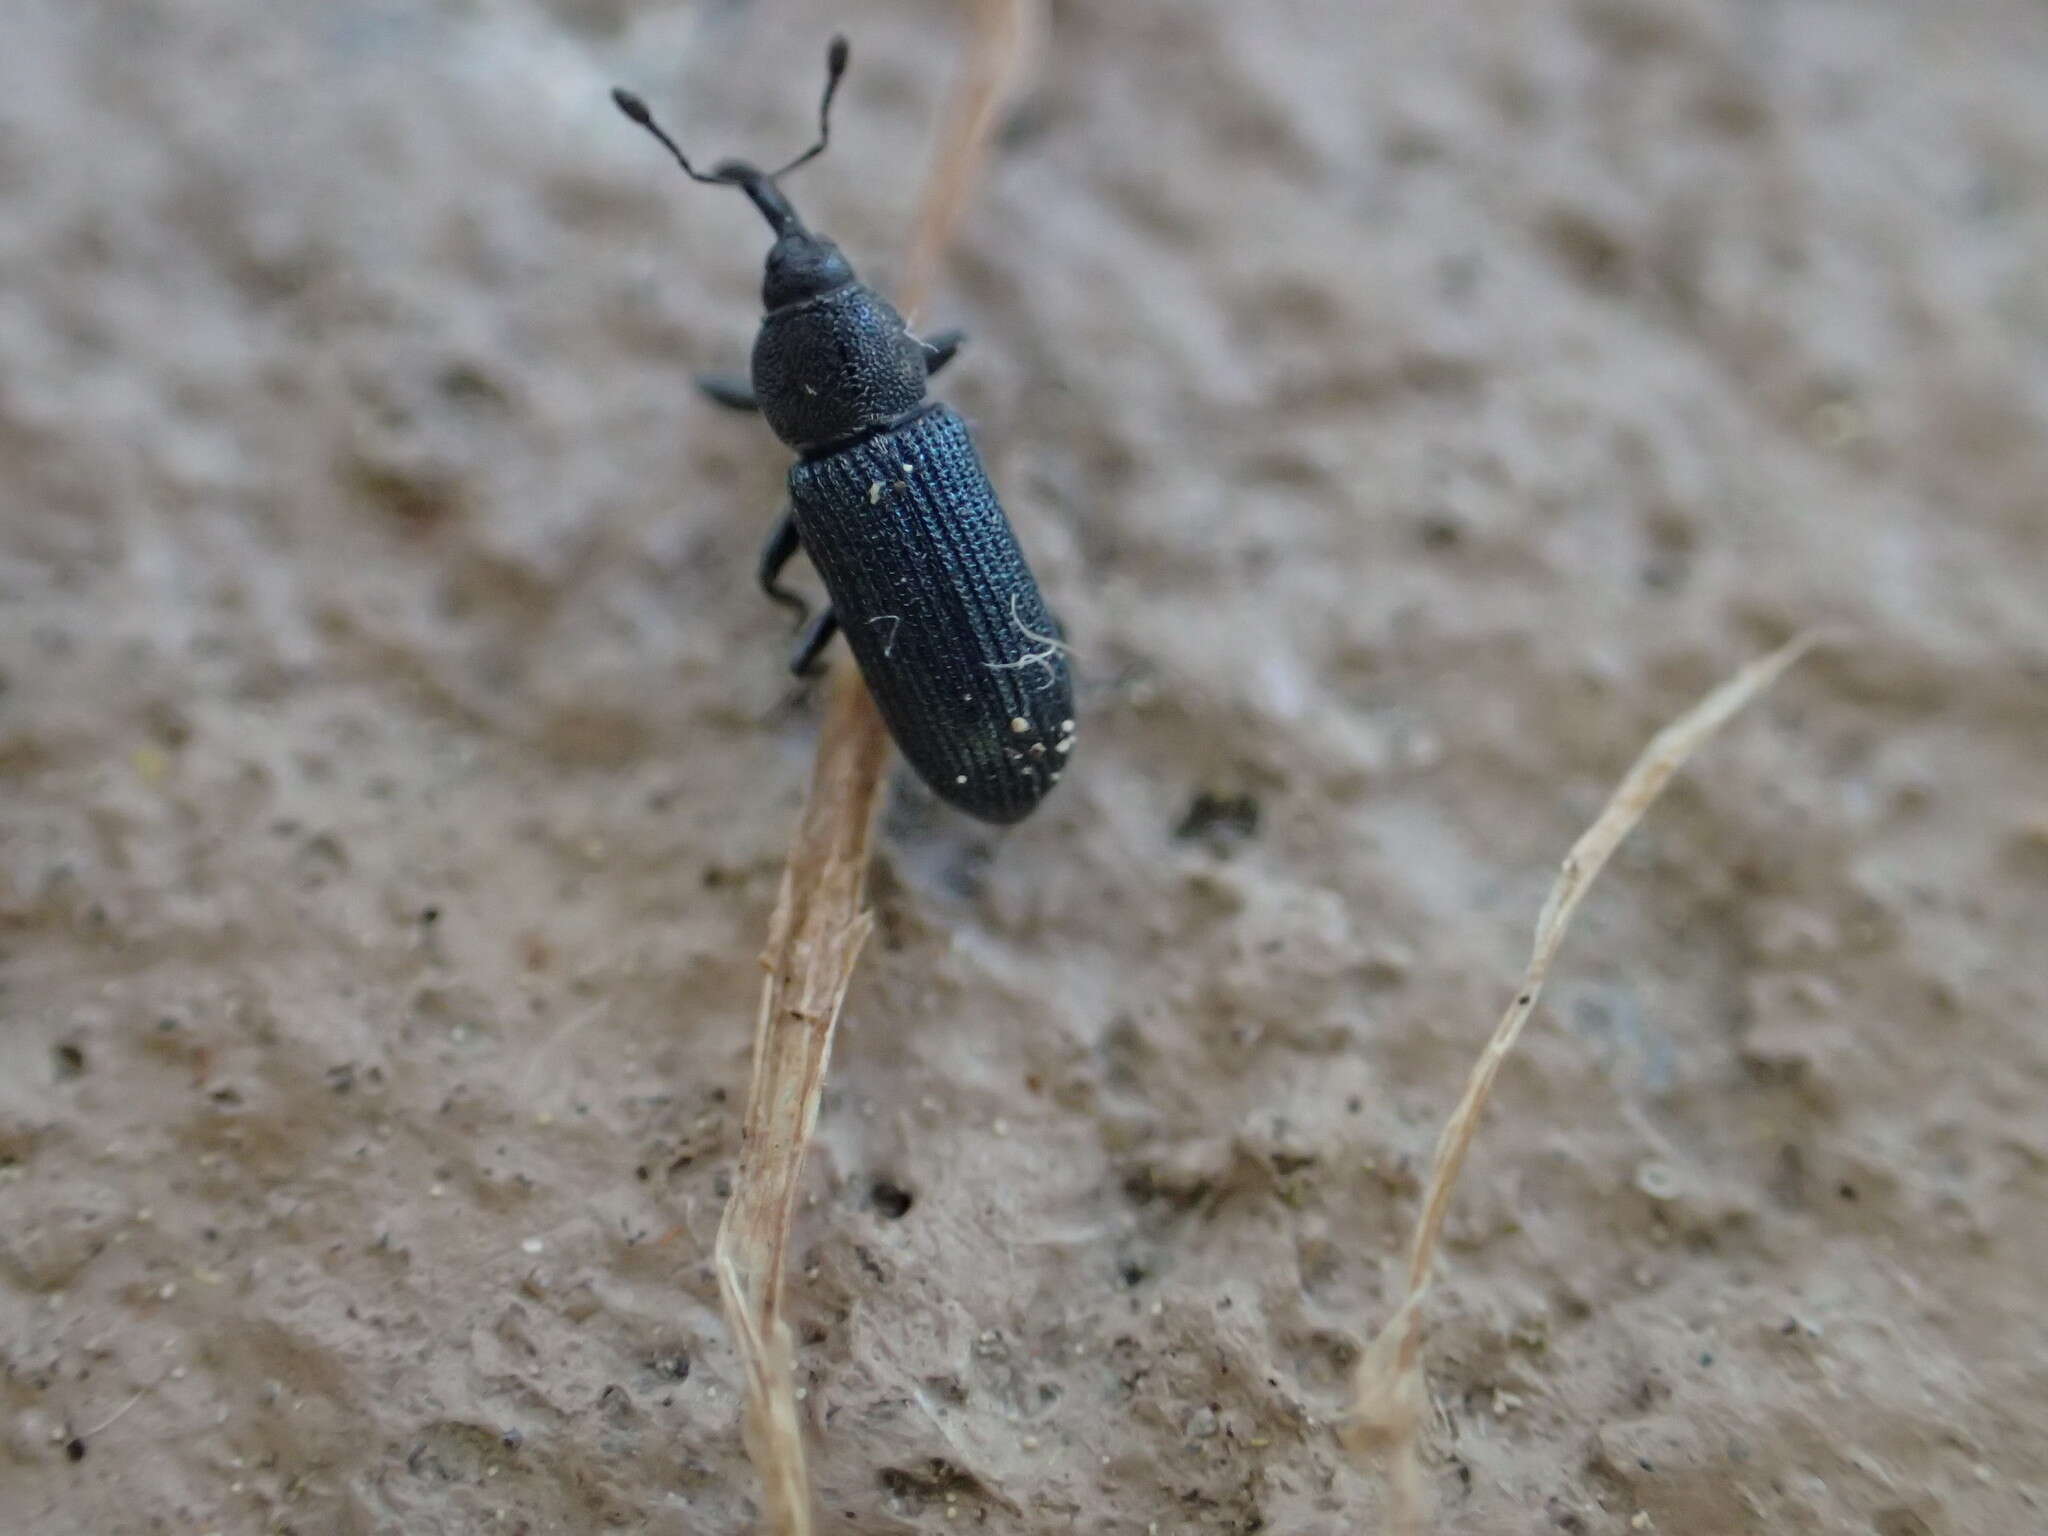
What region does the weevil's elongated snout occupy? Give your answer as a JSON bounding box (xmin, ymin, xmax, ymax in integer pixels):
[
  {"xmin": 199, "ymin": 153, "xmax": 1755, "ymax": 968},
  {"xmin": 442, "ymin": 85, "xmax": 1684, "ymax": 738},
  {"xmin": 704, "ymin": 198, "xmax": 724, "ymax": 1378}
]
[
  {"xmin": 706, "ymin": 159, "xmax": 855, "ymax": 310},
  {"xmin": 611, "ymin": 35, "xmax": 857, "ymax": 311},
  {"xmin": 713, "ymin": 160, "xmax": 803, "ymax": 235}
]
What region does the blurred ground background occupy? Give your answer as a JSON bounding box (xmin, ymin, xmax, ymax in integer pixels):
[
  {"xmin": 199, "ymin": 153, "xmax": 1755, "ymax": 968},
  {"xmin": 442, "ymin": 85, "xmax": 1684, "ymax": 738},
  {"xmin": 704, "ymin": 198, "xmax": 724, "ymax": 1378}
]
[{"xmin": 3, "ymin": 1, "xmax": 2047, "ymax": 1532}]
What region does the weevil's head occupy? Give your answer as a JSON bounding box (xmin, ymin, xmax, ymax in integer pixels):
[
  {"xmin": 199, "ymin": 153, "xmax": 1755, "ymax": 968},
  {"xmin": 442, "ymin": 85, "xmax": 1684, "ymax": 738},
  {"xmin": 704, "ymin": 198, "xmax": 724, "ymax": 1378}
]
[
  {"xmin": 762, "ymin": 230, "xmax": 855, "ymax": 310},
  {"xmin": 706, "ymin": 159, "xmax": 857, "ymax": 310},
  {"xmin": 765, "ymin": 233, "xmax": 851, "ymax": 311}
]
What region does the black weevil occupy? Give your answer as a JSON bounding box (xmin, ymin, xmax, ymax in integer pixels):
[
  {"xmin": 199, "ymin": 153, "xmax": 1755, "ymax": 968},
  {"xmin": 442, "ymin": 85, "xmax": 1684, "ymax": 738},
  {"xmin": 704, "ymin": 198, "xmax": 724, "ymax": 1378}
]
[{"xmin": 613, "ymin": 37, "xmax": 1075, "ymax": 825}]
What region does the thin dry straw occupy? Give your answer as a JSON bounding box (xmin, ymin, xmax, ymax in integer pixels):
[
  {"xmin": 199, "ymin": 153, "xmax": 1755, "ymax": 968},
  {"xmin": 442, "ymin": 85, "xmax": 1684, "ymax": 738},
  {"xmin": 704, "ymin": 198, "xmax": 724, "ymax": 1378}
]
[
  {"xmin": 715, "ymin": 670, "xmax": 890, "ymax": 1536},
  {"xmin": 710, "ymin": 5, "xmax": 1040, "ymax": 1533},
  {"xmin": 1343, "ymin": 632, "xmax": 1819, "ymax": 1532}
]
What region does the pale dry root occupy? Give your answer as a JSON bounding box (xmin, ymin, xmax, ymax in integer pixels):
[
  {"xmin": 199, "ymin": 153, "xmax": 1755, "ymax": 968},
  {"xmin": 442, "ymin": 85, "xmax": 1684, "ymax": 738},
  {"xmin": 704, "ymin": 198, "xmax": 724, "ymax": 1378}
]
[
  {"xmin": 710, "ymin": 5, "xmax": 1041, "ymax": 1533},
  {"xmin": 1342, "ymin": 633, "xmax": 1820, "ymax": 1534}
]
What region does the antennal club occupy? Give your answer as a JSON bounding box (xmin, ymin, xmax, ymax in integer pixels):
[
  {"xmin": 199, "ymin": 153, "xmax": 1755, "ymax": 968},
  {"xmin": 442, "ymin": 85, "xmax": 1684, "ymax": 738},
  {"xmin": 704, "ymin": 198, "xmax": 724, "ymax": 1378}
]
[
  {"xmin": 610, "ymin": 88, "xmax": 727, "ymax": 186},
  {"xmin": 770, "ymin": 34, "xmax": 851, "ymax": 180},
  {"xmin": 610, "ymin": 36, "xmax": 850, "ymax": 186}
]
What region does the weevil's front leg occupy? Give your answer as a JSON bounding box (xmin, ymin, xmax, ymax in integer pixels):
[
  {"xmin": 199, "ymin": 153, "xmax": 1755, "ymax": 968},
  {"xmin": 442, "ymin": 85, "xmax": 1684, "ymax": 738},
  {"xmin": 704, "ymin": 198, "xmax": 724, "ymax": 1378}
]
[
  {"xmin": 758, "ymin": 508, "xmax": 808, "ymax": 622},
  {"xmin": 919, "ymin": 328, "xmax": 966, "ymax": 379},
  {"xmin": 698, "ymin": 371, "xmax": 759, "ymax": 412},
  {"xmin": 789, "ymin": 607, "xmax": 839, "ymax": 677}
]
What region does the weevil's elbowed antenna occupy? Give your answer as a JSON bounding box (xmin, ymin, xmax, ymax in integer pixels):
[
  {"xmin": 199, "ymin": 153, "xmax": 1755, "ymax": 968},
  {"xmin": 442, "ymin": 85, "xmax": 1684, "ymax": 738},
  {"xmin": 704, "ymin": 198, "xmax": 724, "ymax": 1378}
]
[
  {"xmin": 769, "ymin": 33, "xmax": 850, "ymax": 180},
  {"xmin": 611, "ymin": 35, "xmax": 850, "ymax": 238}
]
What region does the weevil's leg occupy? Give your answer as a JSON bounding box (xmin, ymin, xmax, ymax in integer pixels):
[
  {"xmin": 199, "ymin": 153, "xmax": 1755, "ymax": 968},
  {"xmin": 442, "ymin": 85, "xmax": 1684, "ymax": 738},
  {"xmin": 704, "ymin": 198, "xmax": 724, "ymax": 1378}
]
[
  {"xmin": 697, "ymin": 371, "xmax": 759, "ymax": 412},
  {"xmin": 920, "ymin": 328, "xmax": 966, "ymax": 379},
  {"xmin": 758, "ymin": 509, "xmax": 808, "ymax": 622},
  {"xmin": 789, "ymin": 607, "xmax": 839, "ymax": 677}
]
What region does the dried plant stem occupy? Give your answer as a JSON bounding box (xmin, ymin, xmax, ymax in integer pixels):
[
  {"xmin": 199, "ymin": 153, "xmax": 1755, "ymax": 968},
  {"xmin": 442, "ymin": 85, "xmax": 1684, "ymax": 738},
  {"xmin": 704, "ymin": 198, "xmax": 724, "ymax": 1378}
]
[
  {"xmin": 710, "ymin": 5, "xmax": 1038, "ymax": 1533},
  {"xmin": 715, "ymin": 670, "xmax": 888, "ymax": 1536},
  {"xmin": 1344, "ymin": 633, "xmax": 1818, "ymax": 1533},
  {"xmin": 899, "ymin": 0, "xmax": 1041, "ymax": 325}
]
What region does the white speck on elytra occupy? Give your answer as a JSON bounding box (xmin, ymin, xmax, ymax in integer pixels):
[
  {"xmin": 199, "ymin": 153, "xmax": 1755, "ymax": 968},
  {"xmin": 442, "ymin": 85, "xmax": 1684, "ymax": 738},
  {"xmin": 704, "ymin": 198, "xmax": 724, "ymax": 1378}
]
[
  {"xmin": 1060, "ymin": 718, "xmax": 1076, "ymax": 733},
  {"xmin": 1055, "ymin": 738, "xmax": 1073, "ymax": 754},
  {"xmin": 955, "ymin": 775, "xmax": 968, "ymax": 785},
  {"xmin": 1010, "ymin": 716, "xmax": 1030, "ymax": 734},
  {"xmin": 867, "ymin": 481, "xmax": 883, "ymax": 505}
]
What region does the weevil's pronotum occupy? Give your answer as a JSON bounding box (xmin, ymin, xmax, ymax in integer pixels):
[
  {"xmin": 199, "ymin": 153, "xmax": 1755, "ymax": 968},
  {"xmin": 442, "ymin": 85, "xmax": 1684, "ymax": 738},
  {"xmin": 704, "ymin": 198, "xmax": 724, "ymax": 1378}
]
[{"xmin": 613, "ymin": 37, "xmax": 1075, "ymax": 825}]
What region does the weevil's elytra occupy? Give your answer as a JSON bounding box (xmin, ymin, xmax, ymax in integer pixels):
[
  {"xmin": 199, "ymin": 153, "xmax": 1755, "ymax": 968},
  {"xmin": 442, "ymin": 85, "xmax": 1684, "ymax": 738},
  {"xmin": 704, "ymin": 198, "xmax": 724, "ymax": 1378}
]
[{"xmin": 613, "ymin": 37, "xmax": 1073, "ymax": 825}]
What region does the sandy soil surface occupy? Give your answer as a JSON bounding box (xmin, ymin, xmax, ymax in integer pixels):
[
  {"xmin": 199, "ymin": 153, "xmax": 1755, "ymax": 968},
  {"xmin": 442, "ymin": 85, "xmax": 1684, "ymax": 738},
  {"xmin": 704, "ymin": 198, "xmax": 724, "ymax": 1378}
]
[{"xmin": 5, "ymin": 1, "xmax": 2047, "ymax": 1532}]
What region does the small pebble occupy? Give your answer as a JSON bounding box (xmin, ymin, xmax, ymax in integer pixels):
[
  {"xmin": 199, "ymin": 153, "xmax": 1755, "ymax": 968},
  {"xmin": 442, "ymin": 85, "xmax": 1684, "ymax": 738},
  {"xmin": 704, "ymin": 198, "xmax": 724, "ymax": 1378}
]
[
  {"xmin": 1635, "ymin": 1160, "xmax": 1683, "ymax": 1201},
  {"xmin": 1808, "ymin": 399, "xmax": 1867, "ymax": 449},
  {"xmin": 1400, "ymin": 729, "xmax": 1443, "ymax": 770}
]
